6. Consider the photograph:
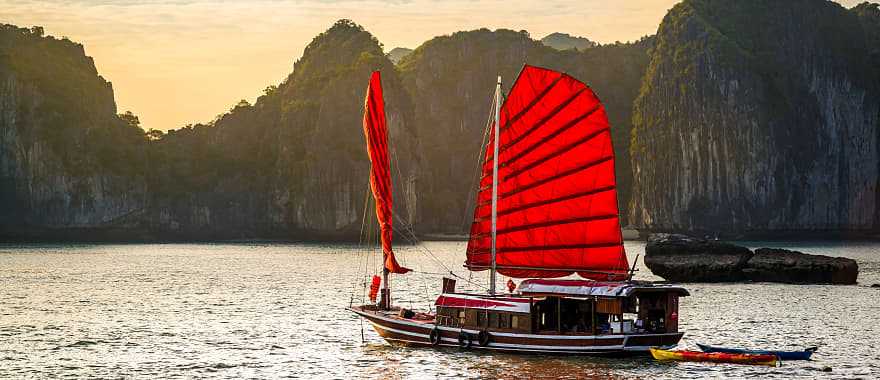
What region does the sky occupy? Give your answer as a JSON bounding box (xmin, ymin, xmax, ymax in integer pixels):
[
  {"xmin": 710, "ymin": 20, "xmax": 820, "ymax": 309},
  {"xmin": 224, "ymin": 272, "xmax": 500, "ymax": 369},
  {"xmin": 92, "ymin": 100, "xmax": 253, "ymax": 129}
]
[{"xmin": 1, "ymin": 0, "xmax": 876, "ymax": 131}]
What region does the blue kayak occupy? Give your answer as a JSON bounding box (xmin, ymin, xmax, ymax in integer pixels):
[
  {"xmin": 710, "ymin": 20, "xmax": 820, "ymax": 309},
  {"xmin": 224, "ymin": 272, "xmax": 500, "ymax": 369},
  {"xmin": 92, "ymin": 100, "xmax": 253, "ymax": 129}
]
[{"xmin": 697, "ymin": 343, "xmax": 817, "ymax": 361}]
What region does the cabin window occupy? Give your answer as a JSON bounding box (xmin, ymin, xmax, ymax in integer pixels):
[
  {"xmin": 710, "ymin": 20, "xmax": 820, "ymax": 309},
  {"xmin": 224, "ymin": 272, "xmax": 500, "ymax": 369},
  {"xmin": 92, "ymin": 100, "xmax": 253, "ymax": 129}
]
[
  {"xmin": 499, "ymin": 314, "xmax": 510, "ymax": 329},
  {"xmin": 476, "ymin": 311, "xmax": 487, "ymax": 327},
  {"xmin": 436, "ymin": 307, "xmax": 459, "ymax": 327},
  {"xmin": 534, "ymin": 297, "xmax": 561, "ymax": 332},
  {"xmin": 637, "ymin": 294, "xmax": 670, "ymax": 333},
  {"xmin": 489, "ymin": 312, "xmax": 499, "ymax": 328},
  {"xmin": 511, "ymin": 315, "xmax": 519, "ymax": 329}
]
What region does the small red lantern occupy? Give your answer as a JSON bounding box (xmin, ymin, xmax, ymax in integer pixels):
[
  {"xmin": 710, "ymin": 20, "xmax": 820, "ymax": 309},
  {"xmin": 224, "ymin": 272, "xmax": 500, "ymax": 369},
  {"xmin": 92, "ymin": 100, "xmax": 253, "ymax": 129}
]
[
  {"xmin": 506, "ymin": 279, "xmax": 517, "ymax": 293},
  {"xmin": 368, "ymin": 275, "xmax": 381, "ymax": 302}
]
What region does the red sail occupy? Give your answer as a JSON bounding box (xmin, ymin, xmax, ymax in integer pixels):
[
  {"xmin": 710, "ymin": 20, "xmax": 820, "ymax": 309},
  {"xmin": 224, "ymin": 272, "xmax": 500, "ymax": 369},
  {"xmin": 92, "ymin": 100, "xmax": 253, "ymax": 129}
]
[
  {"xmin": 465, "ymin": 65, "xmax": 628, "ymax": 280},
  {"xmin": 363, "ymin": 71, "xmax": 409, "ymax": 274}
]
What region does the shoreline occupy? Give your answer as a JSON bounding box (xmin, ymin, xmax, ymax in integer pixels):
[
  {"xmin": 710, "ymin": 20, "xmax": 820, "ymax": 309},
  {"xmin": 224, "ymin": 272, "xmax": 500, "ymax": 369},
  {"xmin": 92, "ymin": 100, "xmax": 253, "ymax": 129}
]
[{"xmin": 3, "ymin": 227, "xmax": 880, "ymax": 245}]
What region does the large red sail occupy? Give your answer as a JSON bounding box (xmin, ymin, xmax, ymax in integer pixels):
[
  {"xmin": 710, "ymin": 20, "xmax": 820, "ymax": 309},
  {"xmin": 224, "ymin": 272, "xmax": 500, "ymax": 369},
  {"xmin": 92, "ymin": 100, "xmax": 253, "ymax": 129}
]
[
  {"xmin": 363, "ymin": 71, "xmax": 409, "ymax": 274},
  {"xmin": 465, "ymin": 65, "xmax": 628, "ymax": 280}
]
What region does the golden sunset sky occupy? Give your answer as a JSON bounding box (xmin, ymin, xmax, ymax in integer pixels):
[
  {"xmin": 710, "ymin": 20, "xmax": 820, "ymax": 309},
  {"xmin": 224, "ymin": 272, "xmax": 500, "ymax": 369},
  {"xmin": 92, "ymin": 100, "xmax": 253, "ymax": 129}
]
[{"xmin": 1, "ymin": 0, "xmax": 875, "ymax": 131}]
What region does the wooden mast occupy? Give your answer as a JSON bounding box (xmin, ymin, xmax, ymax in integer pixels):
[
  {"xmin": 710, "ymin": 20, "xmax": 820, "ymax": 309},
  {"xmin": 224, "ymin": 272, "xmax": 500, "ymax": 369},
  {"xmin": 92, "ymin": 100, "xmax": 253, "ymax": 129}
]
[{"xmin": 489, "ymin": 75, "xmax": 501, "ymax": 296}]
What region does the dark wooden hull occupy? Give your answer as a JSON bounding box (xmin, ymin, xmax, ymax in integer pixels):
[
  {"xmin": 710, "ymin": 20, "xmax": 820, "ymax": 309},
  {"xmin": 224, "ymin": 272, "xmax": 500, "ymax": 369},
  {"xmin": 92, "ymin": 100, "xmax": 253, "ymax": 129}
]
[{"xmin": 350, "ymin": 306, "xmax": 683, "ymax": 355}]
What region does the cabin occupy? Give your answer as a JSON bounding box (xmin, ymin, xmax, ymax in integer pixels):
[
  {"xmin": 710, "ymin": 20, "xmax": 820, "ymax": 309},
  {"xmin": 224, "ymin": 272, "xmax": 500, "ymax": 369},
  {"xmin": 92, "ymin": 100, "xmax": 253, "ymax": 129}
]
[{"xmin": 434, "ymin": 279, "xmax": 688, "ymax": 336}]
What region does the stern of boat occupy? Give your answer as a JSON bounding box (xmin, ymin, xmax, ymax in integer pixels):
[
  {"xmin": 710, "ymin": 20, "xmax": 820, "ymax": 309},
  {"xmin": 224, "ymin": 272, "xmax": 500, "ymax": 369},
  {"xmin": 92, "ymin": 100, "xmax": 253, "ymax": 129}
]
[{"xmin": 350, "ymin": 305, "xmax": 438, "ymax": 346}]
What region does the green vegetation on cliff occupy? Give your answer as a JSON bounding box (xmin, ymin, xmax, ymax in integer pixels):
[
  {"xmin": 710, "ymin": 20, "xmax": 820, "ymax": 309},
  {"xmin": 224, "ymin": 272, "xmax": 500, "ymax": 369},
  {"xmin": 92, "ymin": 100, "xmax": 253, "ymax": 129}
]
[
  {"xmin": 6, "ymin": 1, "xmax": 880, "ymax": 240},
  {"xmin": 143, "ymin": 19, "xmax": 418, "ymax": 239},
  {"xmin": 630, "ymin": 0, "xmax": 880, "ymax": 234},
  {"xmin": 0, "ymin": 24, "xmax": 148, "ymax": 231},
  {"xmin": 0, "ymin": 24, "xmax": 146, "ymax": 176},
  {"xmin": 399, "ymin": 28, "xmax": 652, "ymax": 231}
]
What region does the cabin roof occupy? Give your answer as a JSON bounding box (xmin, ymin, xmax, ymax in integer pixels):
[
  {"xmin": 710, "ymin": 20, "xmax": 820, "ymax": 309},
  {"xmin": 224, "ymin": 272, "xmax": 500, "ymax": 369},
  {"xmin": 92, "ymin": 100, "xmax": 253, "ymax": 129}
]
[
  {"xmin": 517, "ymin": 279, "xmax": 690, "ymax": 298},
  {"xmin": 435, "ymin": 294, "xmax": 531, "ymax": 313}
]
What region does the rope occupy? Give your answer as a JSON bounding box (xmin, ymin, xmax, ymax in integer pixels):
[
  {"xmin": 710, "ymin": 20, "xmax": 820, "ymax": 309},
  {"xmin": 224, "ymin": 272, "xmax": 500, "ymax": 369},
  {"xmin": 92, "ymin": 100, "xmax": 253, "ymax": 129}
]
[
  {"xmin": 390, "ymin": 219, "xmax": 486, "ymax": 291},
  {"xmin": 349, "ymin": 186, "xmax": 373, "ymax": 308},
  {"xmin": 460, "ymin": 92, "xmax": 498, "ymax": 231},
  {"xmin": 408, "ymin": 269, "xmax": 484, "ymax": 288}
]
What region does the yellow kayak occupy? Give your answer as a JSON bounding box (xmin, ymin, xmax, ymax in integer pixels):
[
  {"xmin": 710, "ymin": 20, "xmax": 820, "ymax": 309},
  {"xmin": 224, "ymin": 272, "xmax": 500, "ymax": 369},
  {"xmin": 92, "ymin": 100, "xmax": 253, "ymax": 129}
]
[{"xmin": 650, "ymin": 347, "xmax": 778, "ymax": 366}]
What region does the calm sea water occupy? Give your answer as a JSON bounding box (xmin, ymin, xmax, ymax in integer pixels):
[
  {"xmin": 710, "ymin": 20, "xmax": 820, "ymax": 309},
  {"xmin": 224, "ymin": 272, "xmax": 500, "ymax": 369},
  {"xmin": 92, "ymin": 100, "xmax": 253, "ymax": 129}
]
[{"xmin": 1, "ymin": 241, "xmax": 878, "ymax": 379}]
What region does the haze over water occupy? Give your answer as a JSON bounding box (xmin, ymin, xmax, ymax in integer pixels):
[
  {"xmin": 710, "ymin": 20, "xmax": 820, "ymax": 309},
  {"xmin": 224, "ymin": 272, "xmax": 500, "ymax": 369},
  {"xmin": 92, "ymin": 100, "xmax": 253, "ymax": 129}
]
[{"xmin": 1, "ymin": 241, "xmax": 878, "ymax": 378}]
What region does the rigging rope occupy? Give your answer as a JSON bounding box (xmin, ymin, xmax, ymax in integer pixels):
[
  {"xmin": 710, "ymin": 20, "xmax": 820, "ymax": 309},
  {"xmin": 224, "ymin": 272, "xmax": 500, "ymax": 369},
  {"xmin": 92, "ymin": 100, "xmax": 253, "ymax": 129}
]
[
  {"xmin": 460, "ymin": 91, "xmax": 500, "ymax": 231},
  {"xmin": 351, "ymin": 83, "xmax": 503, "ymax": 310}
]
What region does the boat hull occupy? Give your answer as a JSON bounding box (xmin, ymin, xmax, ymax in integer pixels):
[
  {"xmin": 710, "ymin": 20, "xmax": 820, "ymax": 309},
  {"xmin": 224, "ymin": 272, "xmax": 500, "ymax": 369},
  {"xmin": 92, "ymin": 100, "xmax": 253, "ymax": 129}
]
[
  {"xmin": 351, "ymin": 306, "xmax": 682, "ymax": 355},
  {"xmin": 696, "ymin": 343, "xmax": 815, "ymax": 360},
  {"xmin": 650, "ymin": 348, "xmax": 778, "ymax": 366}
]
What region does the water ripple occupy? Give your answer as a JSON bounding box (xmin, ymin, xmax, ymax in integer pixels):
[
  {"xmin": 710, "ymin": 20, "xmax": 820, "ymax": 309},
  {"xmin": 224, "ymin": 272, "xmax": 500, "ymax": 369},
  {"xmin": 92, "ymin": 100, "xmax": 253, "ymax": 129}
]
[{"xmin": 0, "ymin": 241, "xmax": 877, "ymax": 379}]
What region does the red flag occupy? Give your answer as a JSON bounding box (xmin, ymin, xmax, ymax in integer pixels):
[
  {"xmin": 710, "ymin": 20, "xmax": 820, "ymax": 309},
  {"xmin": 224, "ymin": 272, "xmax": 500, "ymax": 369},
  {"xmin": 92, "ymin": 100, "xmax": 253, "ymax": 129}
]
[{"xmin": 363, "ymin": 71, "xmax": 409, "ymax": 274}]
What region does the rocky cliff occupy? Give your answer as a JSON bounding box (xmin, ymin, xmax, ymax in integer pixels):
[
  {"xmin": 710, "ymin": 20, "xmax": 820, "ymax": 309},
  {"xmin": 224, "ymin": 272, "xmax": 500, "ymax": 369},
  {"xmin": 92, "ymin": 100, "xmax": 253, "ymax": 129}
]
[
  {"xmin": 399, "ymin": 29, "xmax": 651, "ymax": 232},
  {"xmin": 6, "ymin": 2, "xmax": 880, "ymax": 242},
  {"xmin": 630, "ymin": 0, "xmax": 880, "ymax": 236},
  {"xmin": 0, "ymin": 21, "xmax": 419, "ymax": 241},
  {"xmin": 0, "ymin": 25, "xmax": 149, "ymax": 239},
  {"xmin": 144, "ymin": 20, "xmax": 420, "ymax": 240}
]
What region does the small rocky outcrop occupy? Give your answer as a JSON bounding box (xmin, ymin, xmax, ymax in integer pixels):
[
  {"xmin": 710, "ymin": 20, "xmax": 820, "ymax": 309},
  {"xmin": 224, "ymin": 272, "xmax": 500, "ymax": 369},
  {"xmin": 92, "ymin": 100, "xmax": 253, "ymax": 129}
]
[
  {"xmin": 743, "ymin": 248, "xmax": 859, "ymax": 284},
  {"xmin": 644, "ymin": 233, "xmax": 753, "ymax": 282},
  {"xmin": 645, "ymin": 234, "xmax": 859, "ymax": 284}
]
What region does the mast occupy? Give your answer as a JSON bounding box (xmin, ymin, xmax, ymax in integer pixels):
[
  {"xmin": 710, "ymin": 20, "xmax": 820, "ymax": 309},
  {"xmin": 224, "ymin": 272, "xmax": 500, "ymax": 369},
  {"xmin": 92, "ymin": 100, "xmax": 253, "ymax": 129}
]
[
  {"xmin": 382, "ymin": 267, "xmax": 390, "ymax": 309},
  {"xmin": 490, "ymin": 75, "xmax": 501, "ymax": 296}
]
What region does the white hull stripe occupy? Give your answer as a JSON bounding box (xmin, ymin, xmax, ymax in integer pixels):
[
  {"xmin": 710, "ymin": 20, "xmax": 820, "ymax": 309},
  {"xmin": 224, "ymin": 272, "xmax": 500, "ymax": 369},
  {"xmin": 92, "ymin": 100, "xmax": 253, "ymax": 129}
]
[
  {"xmin": 370, "ymin": 322, "xmax": 660, "ymax": 352},
  {"xmin": 353, "ymin": 308, "xmax": 676, "ymax": 341}
]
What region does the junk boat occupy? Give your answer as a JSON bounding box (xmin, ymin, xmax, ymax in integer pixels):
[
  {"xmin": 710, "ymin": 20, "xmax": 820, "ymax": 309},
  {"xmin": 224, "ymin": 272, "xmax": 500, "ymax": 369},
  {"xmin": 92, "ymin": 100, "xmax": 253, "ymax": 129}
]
[{"xmin": 350, "ymin": 66, "xmax": 689, "ymax": 355}]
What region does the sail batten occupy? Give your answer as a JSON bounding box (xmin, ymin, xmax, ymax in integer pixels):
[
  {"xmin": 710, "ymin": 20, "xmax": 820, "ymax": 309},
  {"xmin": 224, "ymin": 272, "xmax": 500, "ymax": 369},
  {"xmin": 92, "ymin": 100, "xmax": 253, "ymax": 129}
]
[
  {"xmin": 475, "ymin": 185, "xmax": 616, "ymax": 217},
  {"xmin": 466, "ymin": 65, "xmax": 629, "ymax": 280},
  {"xmin": 497, "ymin": 88, "xmax": 587, "ymax": 153},
  {"xmin": 470, "ymin": 241, "xmax": 625, "ymax": 255},
  {"xmin": 498, "ymin": 76, "xmax": 564, "ymax": 134},
  {"xmin": 499, "ymin": 105, "xmax": 601, "ymax": 169},
  {"xmin": 363, "ymin": 71, "xmax": 409, "ymax": 275},
  {"xmin": 471, "ymin": 214, "xmax": 619, "ymax": 238}
]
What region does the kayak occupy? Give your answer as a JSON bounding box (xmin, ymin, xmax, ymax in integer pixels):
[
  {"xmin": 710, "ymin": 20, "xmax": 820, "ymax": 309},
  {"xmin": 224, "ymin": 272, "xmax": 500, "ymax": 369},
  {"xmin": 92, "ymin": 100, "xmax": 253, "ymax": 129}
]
[
  {"xmin": 650, "ymin": 347, "xmax": 778, "ymax": 366},
  {"xmin": 697, "ymin": 343, "xmax": 816, "ymax": 361}
]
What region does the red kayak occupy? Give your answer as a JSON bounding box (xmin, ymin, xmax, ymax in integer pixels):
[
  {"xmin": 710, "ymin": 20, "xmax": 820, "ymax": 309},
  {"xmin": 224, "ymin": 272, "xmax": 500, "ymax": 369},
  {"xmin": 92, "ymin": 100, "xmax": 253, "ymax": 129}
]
[{"xmin": 650, "ymin": 348, "xmax": 778, "ymax": 366}]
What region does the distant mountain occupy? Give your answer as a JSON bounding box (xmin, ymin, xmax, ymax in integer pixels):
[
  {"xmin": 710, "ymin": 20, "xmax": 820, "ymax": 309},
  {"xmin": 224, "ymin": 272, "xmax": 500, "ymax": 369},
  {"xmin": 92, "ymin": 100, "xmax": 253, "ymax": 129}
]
[
  {"xmin": 540, "ymin": 32, "xmax": 597, "ymax": 51},
  {"xmin": 387, "ymin": 47, "xmax": 413, "ymax": 64},
  {"xmin": 4, "ymin": 0, "xmax": 880, "ymax": 242}
]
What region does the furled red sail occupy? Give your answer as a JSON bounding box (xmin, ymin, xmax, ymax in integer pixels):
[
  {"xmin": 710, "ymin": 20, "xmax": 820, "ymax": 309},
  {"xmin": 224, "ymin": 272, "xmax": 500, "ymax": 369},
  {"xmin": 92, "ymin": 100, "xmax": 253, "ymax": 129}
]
[
  {"xmin": 465, "ymin": 65, "xmax": 628, "ymax": 280},
  {"xmin": 363, "ymin": 71, "xmax": 409, "ymax": 274}
]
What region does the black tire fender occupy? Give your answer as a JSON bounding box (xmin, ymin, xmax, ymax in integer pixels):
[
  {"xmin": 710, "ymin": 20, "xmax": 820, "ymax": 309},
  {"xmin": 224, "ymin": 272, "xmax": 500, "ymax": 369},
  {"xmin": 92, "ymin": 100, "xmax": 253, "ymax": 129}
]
[
  {"xmin": 429, "ymin": 327, "xmax": 441, "ymax": 346},
  {"xmin": 477, "ymin": 330, "xmax": 491, "ymax": 347},
  {"xmin": 457, "ymin": 331, "xmax": 472, "ymax": 348}
]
